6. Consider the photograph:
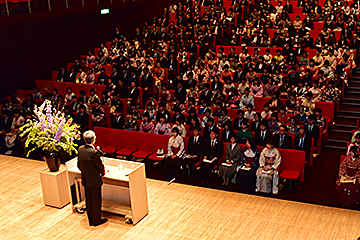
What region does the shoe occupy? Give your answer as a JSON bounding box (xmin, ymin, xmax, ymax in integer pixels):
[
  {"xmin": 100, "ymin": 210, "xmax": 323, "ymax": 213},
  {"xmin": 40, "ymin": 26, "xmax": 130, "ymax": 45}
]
[
  {"xmin": 93, "ymin": 218, "xmax": 108, "ymax": 226},
  {"xmin": 5, "ymin": 150, "xmax": 13, "ymax": 155}
]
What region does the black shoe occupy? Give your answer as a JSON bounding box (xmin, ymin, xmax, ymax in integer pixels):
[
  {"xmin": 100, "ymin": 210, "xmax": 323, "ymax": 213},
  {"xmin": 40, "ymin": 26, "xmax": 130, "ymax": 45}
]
[
  {"xmin": 93, "ymin": 218, "xmax": 108, "ymax": 226},
  {"xmin": 89, "ymin": 222, "xmax": 93, "ymax": 226}
]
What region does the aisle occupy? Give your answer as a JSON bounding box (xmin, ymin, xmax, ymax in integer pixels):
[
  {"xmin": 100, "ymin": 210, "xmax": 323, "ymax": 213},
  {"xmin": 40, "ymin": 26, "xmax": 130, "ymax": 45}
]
[{"xmin": 1, "ymin": 155, "xmax": 360, "ymax": 240}]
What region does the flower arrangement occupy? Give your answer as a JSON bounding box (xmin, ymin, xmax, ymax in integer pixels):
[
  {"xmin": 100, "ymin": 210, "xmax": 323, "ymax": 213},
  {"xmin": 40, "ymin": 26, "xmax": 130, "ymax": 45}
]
[{"xmin": 20, "ymin": 100, "xmax": 81, "ymax": 157}]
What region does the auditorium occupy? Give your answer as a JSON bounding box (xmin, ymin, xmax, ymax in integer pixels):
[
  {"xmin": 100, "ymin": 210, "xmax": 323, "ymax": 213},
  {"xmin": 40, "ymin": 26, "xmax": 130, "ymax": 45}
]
[{"xmin": 1, "ymin": 0, "xmax": 360, "ymax": 239}]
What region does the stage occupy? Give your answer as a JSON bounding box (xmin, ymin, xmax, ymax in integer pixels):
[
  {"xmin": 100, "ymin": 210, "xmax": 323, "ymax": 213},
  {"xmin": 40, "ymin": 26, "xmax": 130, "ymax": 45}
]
[{"xmin": 0, "ymin": 155, "xmax": 359, "ymax": 240}]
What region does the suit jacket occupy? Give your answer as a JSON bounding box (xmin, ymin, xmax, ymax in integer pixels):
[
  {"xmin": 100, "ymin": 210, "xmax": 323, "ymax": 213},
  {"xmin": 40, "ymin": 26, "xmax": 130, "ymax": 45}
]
[
  {"xmin": 115, "ymin": 84, "xmax": 129, "ymax": 99},
  {"xmin": 57, "ymin": 70, "xmax": 66, "ymax": 82},
  {"xmin": 254, "ymin": 129, "xmax": 272, "ymax": 147},
  {"xmin": 111, "ymin": 115, "xmax": 125, "ymax": 129},
  {"xmin": 305, "ymin": 124, "xmax": 320, "ymax": 145},
  {"xmin": 273, "ymin": 133, "xmax": 292, "ymax": 149},
  {"xmin": 174, "ymin": 87, "xmax": 187, "ymax": 103},
  {"xmin": 110, "ymin": 72, "xmax": 120, "ymax": 82},
  {"xmin": 128, "ymin": 87, "xmax": 139, "ymax": 102},
  {"xmin": 77, "ymin": 145, "xmax": 105, "ymax": 188},
  {"xmin": 75, "ymin": 112, "xmax": 89, "ymax": 132},
  {"xmin": 0, "ymin": 116, "xmax": 12, "ymax": 133},
  {"xmin": 203, "ymin": 125, "xmax": 219, "ymax": 141},
  {"xmin": 294, "ymin": 135, "xmax": 312, "ymax": 160},
  {"xmin": 187, "ymin": 135, "xmax": 205, "ymax": 156},
  {"xmin": 222, "ymin": 130, "xmax": 235, "ymax": 143},
  {"xmin": 233, "ymin": 70, "xmax": 245, "ymax": 83},
  {"xmin": 233, "ymin": 118, "xmax": 243, "ymax": 130},
  {"xmin": 199, "ymin": 90, "xmax": 213, "ymax": 104},
  {"xmin": 141, "ymin": 74, "xmax": 154, "ymax": 92},
  {"xmin": 225, "ymin": 143, "xmax": 241, "ymax": 162},
  {"xmin": 65, "ymin": 71, "xmax": 76, "ymax": 83},
  {"xmin": 204, "ymin": 139, "xmax": 224, "ymax": 164}
]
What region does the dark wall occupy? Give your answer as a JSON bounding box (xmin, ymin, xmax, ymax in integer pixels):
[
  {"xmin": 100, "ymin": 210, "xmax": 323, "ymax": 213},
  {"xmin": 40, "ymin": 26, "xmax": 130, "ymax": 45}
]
[{"xmin": 0, "ymin": 0, "xmax": 173, "ymax": 103}]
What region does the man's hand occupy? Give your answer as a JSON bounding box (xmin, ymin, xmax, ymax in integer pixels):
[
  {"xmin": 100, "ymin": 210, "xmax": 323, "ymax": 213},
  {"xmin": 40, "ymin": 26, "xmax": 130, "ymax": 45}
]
[{"xmin": 171, "ymin": 155, "xmax": 177, "ymax": 159}]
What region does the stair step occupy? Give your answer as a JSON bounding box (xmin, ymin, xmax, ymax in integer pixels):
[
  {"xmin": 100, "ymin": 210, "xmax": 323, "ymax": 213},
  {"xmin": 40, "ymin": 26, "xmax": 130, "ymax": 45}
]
[
  {"xmin": 333, "ymin": 117, "xmax": 358, "ymax": 126},
  {"xmin": 332, "ymin": 129, "xmax": 353, "ymax": 134},
  {"xmin": 337, "ymin": 115, "xmax": 360, "ymax": 119},
  {"xmin": 347, "ymin": 91, "xmax": 360, "ymax": 94},
  {"xmin": 338, "ymin": 110, "xmax": 360, "ymax": 115},
  {"xmin": 350, "ymin": 80, "xmax": 360, "ymax": 84},
  {"xmin": 348, "ymin": 87, "xmax": 360, "ymax": 91},
  {"xmin": 342, "ymin": 102, "xmax": 360, "ymax": 106},
  {"xmin": 343, "ymin": 98, "xmax": 360, "ymax": 102},
  {"xmin": 327, "ymin": 139, "xmax": 348, "ymax": 144},
  {"xmin": 334, "ymin": 124, "xmax": 357, "ymax": 129},
  {"xmin": 344, "ymin": 93, "xmax": 360, "ymax": 99},
  {"xmin": 325, "ymin": 145, "xmax": 347, "ymax": 150}
]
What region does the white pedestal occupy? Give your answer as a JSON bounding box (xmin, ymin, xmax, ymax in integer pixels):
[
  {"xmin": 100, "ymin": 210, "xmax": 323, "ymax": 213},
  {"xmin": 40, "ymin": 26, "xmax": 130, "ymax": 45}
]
[{"xmin": 40, "ymin": 165, "xmax": 71, "ymax": 208}]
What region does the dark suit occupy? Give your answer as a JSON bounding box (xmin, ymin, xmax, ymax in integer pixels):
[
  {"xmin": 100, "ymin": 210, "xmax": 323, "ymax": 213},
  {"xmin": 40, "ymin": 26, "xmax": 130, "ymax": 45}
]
[
  {"xmin": 141, "ymin": 74, "xmax": 154, "ymax": 105},
  {"xmin": 75, "ymin": 112, "xmax": 89, "ymax": 132},
  {"xmin": 110, "ymin": 115, "xmax": 125, "ymax": 129},
  {"xmin": 128, "ymin": 87, "xmax": 139, "ymax": 103},
  {"xmin": 222, "ymin": 130, "xmax": 235, "ymax": 143},
  {"xmin": 305, "ymin": 124, "xmax": 320, "ymax": 146},
  {"xmin": 77, "ymin": 145, "xmax": 105, "ymax": 226},
  {"xmin": 203, "ymin": 125, "xmax": 219, "ymax": 141},
  {"xmin": 294, "ymin": 135, "xmax": 312, "ymax": 161},
  {"xmin": 233, "ymin": 70, "xmax": 245, "ymax": 83},
  {"xmin": 66, "ymin": 71, "xmax": 76, "ymax": 83},
  {"xmin": 183, "ymin": 135, "xmax": 205, "ymax": 176},
  {"xmin": 115, "ymin": 84, "xmax": 129, "ymax": 99},
  {"xmin": 273, "ymin": 133, "xmax": 292, "ymax": 149},
  {"xmin": 199, "ymin": 90, "xmax": 213, "ymax": 104},
  {"xmin": 233, "ymin": 118, "xmax": 244, "ymax": 130},
  {"xmin": 57, "ymin": 70, "xmax": 66, "ymax": 82},
  {"xmin": 201, "ymin": 139, "xmax": 224, "ymax": 183},
  {"xmin": 254, "ymin": 129, "xmax": 272, "ymax": 147}
]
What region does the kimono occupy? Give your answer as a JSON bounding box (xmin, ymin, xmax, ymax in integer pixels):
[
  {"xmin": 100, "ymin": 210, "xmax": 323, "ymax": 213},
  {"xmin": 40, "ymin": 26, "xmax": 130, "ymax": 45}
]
[
  {"xmin": 321, "ymin": 87, "xmax": 340, "ymax": 102},
  {"xmin": 261, "ymin": 110, "xmax": 272, "ymax": 121},
  {"xmin": 336, "ymin": 156, "xmax": 360, "ymax": 205},
  {"xmin": 91, "ymin": 105, "xmax": 105, "ymax": 126},
  {"xmin": 139, "ymin": 121, "xmax": 155, "ymax": 133},
  {"xmin": 217, "ymin": 115, "xmax": 231, "ymax": 128},
  {"xmin": 237, "ymin": 147, "xmax": 260, "ymax": 192},
  {"xmin": 172, "ymin": 124, "xmax": 186, "ymax": 137},
  {"xmin": 302, "ymin": 99, "xmax": 315, "ymax": 115},
  {"xmin": 164, "ymin": 135, "xmax": 185, "ymax": 179},
  {"xmin": 239, "ymin": 95, "xmax": 254, "ymax": 109},
  {"xmin": 256, "ymin": 147, "xmax": 281, "ymax": 194},
  {"xmin": 237, "ymin": 128, "xmax": 253, "ymax": 144},
  {"xmin": 154, "ymin": 122, "xmax": 171, "ymax": 135},
  {"xmin": 123, "ymin": 118, "xmax": 139, "ymax": 131}
]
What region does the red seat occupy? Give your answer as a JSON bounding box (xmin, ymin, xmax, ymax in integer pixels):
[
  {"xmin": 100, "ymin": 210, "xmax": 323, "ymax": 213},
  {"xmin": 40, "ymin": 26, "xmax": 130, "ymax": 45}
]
[{"xmin": 280, "ymin": 170, "xmax": 300, "ymax": 180}]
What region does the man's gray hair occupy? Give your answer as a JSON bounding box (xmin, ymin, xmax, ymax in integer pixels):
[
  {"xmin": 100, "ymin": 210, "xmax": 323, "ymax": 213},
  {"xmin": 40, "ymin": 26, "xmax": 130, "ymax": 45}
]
[{"xmin": 83, "ymin": 130, "xmax": 96, "ymax": 144}]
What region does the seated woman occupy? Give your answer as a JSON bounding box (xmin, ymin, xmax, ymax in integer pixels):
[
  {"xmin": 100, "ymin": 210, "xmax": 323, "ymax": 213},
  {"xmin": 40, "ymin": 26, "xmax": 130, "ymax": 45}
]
[
  {"xmin": 336, "ymin": 146, "xmax": 360, "ymax": 206},
  {"xmin": 163, "ymin": 127, "xmax": 185, "ymax": 181},
  {"xmin": 217, "ymin": 107, "xmax": 231, "ymax": 128},
  {"xmin": 4, "ymin": 109, "xmax": 25, "ymax": 155},
  {"xmin": 139, "ymin": 112, "xmax": 155, "ymax": 133},
  {"xmin": 123, "ymin": 112, "xmax": 139, "ymax": 131},
  {"xmin": 256, "ymin": 139, "xmax": 282, "ymax": 195},
  {"xmin": 91, "ymin": 99, "xmax": 105, "ymax": 127},
  {"xmin": 236, "ymin": 140, "xmax": 260, "ymax": 192},
  {"xmin": 268, "ymin": 112, "xmax": 280, "ymax": 132},
  {"xmin": 267, "ymin": 91, "xmax": 283, "ymax": 112},
  {"xmin": 251, "ymin": 113, "xmax": 261, "ymax": 132},
  {"xmin": 219, "ymin": 135, "xmax": 241, "ymax": 186},
  {"xmin": 172, "ymin": 116, "xmax": 186, "ymax": 137},
  {"xmin": 239, "ymin": 87, "xmax": 254, "ymax": 109},
  {"xmin": 263, "ymin": 78, "xmax": 277, "ymax": 97},
  {"xmin": 250, "ymin": 78, "xmax": 263, "ymax": 97},
  {"xmin": 287, "ymin": 116, "xmax": 299, "ymax": 135},
  {"xmin": 237, "ymin": 119, "xmax": 253, "ymax": 144},
  {"xmin": 154, "ymin": 114, "xmax": 171, "ymax": 135},
  {"xmin": 261, "ymin": 103, "xmax": 272, "ymax": 121},
  {"xmin": 244, "ymin": 103, "xmax": 255, "ymax": 121},
  {"xmin": 222, "ymin": 120, "xmax": 235, "ymax": 143}
]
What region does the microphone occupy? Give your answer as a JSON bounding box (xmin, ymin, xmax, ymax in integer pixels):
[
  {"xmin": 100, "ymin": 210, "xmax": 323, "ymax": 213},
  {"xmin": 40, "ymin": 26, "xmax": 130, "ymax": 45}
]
[{"xmin": 96, "ymin": 146, "xmax": 106, "ymax": 156}]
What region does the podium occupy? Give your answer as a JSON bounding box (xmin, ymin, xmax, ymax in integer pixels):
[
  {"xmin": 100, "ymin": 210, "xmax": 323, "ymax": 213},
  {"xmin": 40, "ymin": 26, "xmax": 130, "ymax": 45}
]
[
  {"xmin": 39, "ymin": 165, "xmax": 71, "ymax": 208},
  {"xmin": 65, "ymin": 157, "xmax": 149, "ymax": 225}
]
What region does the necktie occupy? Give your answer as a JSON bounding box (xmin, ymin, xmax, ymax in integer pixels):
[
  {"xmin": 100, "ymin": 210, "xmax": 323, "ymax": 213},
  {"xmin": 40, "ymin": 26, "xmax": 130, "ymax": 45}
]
[
  {"xmin": 280, "ymin": 136, "xmax": 284, "ymax": 146},
  {"xmin": 309, "ymin": 125, "xmax": 312, "ymax": 132},
  {"xmin": 212, "ymin": 141, "xmax": 215, "ymax": 148},
  {"xmin": 300, "ymin": 138, "xmax": 304, "ymax": 148},
  {"xmin": 261, "ymin": 132, "xmax": 264, "ymax": 140}
]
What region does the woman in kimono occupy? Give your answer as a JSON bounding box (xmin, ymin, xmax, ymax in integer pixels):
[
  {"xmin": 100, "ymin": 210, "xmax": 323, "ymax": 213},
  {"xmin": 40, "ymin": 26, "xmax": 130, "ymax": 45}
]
[
  {"xmin": 256, "ymin": 139, "xmax": 282, "ymax": 195},
  {"xmin": 336, "ymin": 146, "xmax": 360, "ymax": 206},
  {"xmin": 219, "ymin": 135, "xmax": 241, "ymax": 186},
  {"xmin": 154, "ymin": 114, "xmax": 171, "ymax": 135},
  {"xmin": 236, "ymin": 140, "xmax": 260, "ymax": 192},
  {"xmin": 163, "ymin": 127, "xmax": 185, "ymax": 181}
]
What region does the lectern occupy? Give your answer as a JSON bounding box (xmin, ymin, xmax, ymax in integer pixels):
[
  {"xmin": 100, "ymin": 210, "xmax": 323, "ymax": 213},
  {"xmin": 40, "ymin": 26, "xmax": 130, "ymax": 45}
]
[{"xmin": 65, "ymin": 157, "xmax": 148, "ymax": 225}]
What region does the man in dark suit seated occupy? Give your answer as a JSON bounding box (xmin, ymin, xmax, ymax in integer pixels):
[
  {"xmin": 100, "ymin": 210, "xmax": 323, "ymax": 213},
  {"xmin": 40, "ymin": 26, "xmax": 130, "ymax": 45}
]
[
  {"xmin": 174, "ymin": 80, "xmax": 187, "ymax": 103},
  {"xmin": 171, "ymin": 106, "xmax": 185, "ymax": 124},
  {"xmin": 254, "ymin": 121, "xmax": 272, "ymax": 147},
  {"xmin": 74, "ymin": 104, "xmax": 89, "ymax": 132},
  {"xmin": 233, "ymin": 64, "xmax": 245, "ymax": 83},
  {"xmin": 65, "ymin": 67, "xmax": 76, "ymax": 83},
  {"xmin": 305, "ymin": 114, "xmax": 320, "ymax": 146},
  {"xmin": 77, "ymin": 130, "xmax": 107, "ymax": 226},
  {"xmin": 294, "ymin": 128, "xmax": 312, "ymax": 161},
  {"xmin": 203, "ymin": 117, "xmax": 219, "ymax": 141},
  {"xmin": 200, "ymin": 128, "xmax": 223, "ymax": 186},
  {"xmin": 273, "ymin": 125, "xmax": 292, "ymax": 149},
  {"xmin": 198, "ymin": 83, "xmax": 213, "ymax": 104},
  {"xmin": 182, "ymin": 126, "xmax": 205, "ymax": 179},
  {"xmin": 141, "ymin": 67, "xmax": 154, "ymax": 107},
  {"xmin": 156, "ymin": 102, "xmax": 170, "ymax": 122},
  {"xmin": 0, "ymin": 110, "xmax": 12, "ymax": 149},
  {"xmin": 56, "ymin": 67, "xmax": 66, "ymax": 82},
  {"xmin": 110, "ymin": 107, "xmax": 125, "ymax": 129},
  {"xmin": 114, "ymin": 79, "xmax": 129, "ymax": 99}
]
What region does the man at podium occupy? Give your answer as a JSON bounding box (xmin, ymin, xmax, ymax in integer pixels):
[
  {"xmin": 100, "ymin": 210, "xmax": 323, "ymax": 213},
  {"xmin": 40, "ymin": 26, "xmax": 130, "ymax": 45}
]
[{"xmin": 78, "ymin": 130, "xmax": 108, "ymax": 226}]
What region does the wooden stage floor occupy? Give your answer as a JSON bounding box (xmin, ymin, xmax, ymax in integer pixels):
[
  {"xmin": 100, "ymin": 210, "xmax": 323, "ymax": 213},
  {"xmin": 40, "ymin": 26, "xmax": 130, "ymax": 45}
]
[{"xmin": 1, "ymin": 155, "xmax": 360, "ymax": 240}]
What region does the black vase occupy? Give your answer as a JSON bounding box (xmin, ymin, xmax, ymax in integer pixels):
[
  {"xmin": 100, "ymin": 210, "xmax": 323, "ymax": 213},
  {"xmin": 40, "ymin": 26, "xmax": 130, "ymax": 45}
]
[{"xmin": 44, "ymin": 152, "xmax": 60, "ymax": 172}]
